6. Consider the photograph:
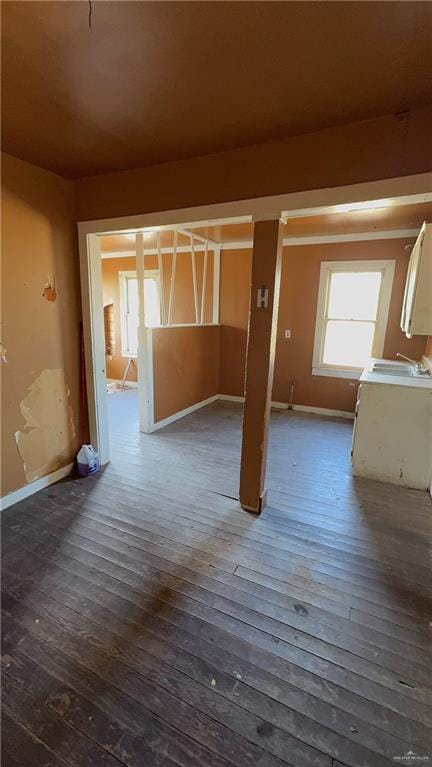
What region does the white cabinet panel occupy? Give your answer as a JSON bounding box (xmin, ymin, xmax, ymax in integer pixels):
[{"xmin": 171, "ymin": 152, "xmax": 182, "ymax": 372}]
[
  {"xmin": 352, "ymin": 381, "xmax": 432, "ymax": 489},
  {"xmin": 401, "ymin": 222, "xmax": 432, "ymax": 337}
]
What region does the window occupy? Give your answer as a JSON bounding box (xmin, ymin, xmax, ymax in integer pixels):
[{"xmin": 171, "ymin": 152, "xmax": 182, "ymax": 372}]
[
  {"xmin": 312, "ymin": 260, "xmax": 395, "ymax": 379},
  {"xmin": 119, "ymin": 271, "xmax": 161, "ymax": 356}
]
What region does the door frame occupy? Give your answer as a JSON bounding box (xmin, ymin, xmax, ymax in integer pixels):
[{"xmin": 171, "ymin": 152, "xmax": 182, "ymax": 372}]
[{"xmin": 78, "ymin": 172, "xmax": 431, "ymax": 465}]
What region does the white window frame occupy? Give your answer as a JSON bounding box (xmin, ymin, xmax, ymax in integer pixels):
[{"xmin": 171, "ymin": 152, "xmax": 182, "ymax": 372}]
[
  {"xmin": 119, "ymin": 269, "xmax": 161, "ymax": 357},
  {"xmin": 312, "ymin": 259, "xmax": 395, "ymax": 379}
]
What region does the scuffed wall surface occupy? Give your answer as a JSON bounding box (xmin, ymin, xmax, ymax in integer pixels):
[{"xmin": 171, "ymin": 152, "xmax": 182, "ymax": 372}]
[
  {"xmin": 1, "ymin": 153, "xmax": 81, "ymax": 497},
  {"xmin": 15, "ymin": 369, "xmax": 76, "ymax": 482}
]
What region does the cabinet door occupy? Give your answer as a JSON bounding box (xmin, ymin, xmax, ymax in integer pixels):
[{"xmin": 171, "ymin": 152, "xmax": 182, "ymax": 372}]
[{"xmin": 401, "ymin": 231, "xmax": 422, "ymax": 337}]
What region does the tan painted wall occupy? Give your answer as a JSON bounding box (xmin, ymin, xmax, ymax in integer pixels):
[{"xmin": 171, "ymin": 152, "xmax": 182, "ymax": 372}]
[
  {"xmin": 219, "ymin": 249, "xmax": 252, "ymax": 397},
  {"xmin": 220, "ymin": 240, "xmax": 428, "ymax": 412},
  {"xmin": 152, "ymin": 325, "xmax": 220, "ymax": 423},
  {"xmin": 101, "ymin": 251, "xmax": 214, "ymax": 381},
  {"xmin": 1, "ymin": 153, "xmax": 81, "ymax": 496},
  {"xmin": 3, "ymin": 101, "xmax": 431, "ymax": 499},
  {"xmin": 76, "ymin": 107, "xmax": 432, "ymax": 221}
]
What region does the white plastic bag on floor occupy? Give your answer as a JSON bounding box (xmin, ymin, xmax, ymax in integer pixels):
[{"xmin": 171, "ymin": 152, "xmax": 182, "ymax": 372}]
[{"xmin": 76, "ymin": 444, "xmax": 100, "ymax": 477}]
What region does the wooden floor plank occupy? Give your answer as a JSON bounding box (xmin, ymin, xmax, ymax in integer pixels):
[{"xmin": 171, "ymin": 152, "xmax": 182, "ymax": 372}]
[
  {"xmin": 5, "ymin": 516, "xmax": 432, "ymax": 683},
  {"xmin": 4, "ymin": 546, "xmax": 432, "ymax": 724},
  {"xmin": 2, "ymin": 612, "xmax": 231, "ymax": 767},
  {"xmin": 2, "ymin": 599, "xmax": 296, "ymax": 767},
  {"xmin": 27, "ymin": 480, "xmax": 432, "ymax": 592},
  {"xmin": 2, "ymin": 400, "xmax": 431, "ymax": 767},
  {"xmin": 4, "ymin": 562, "xmax": 429, "ymax": 752},
  {"xmin": 5, "ymin": 500, "xmax": 430, "ymax": 647},
  {"xmin": 7, "ymin": 493, "xmax": 432, "ymax": 622},
  {"xmin": 3, "ymin": 571, "xmax": 430, "ymax": 763},
  {"xmin": 1, "ymin": 710, "xmax": 71, "ymax": 767},
  {"xmin": 2, "ymin": 673, "xmax": 127, "ymax": 767}
]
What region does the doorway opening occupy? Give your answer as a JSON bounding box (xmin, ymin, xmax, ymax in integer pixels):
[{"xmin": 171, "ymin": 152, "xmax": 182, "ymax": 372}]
[{"xmin": 79, "ymin": 176, "xmax": 431, "ymax": 500}]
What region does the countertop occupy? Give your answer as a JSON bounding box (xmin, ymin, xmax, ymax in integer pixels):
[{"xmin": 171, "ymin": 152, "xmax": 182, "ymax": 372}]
[{"xmin": 360, "ymin": 358, "xmax": 432, "ymax": 390}]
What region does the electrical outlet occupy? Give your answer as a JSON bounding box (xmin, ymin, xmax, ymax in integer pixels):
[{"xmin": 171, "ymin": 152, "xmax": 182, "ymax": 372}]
[{"xmin": 284, "ymin": 329, "xmax": 291, "ymax": 339}]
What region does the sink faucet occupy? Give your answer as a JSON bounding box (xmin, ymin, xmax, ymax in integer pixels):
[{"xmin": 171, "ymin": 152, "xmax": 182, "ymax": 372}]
[
  {"xmin": 396, "ymin": 353, "xmax": 430, "ymax": 375},
  {"xmin": 396, "ymin": 353, "xmax": 418, "ymax": 366}
]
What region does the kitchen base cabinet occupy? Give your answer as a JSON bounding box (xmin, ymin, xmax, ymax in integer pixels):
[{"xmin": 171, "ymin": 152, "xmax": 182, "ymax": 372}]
[{"xmin": 352, "ymin": 382, "xmax": 432, "ymax": 489}]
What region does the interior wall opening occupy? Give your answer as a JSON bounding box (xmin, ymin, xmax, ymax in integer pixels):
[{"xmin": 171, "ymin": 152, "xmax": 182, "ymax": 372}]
[{"xmin": 79, "ymin": 180, "xmax": 432, "ymax": 511}]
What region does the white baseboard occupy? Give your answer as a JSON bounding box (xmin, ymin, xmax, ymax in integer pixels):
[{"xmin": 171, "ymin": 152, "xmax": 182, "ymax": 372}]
[
  {"xmin": 0, "ymin": 396, "xmax": 355, "ymax": 510},
  {"xmin": 107, "ymin": 378, "xmax": 138, "ymax": 388},
  {"xmin": 150, "ymin": 395, "xmax": 219, "ymax": 432},
  {"xmin": 217, "ymin": 394, "xmax": 353, "ymax": 418},
  {"xmin": 292, "ymin": 404, "xmax": 354, "ymax": 420},
  {"xmin": 218, "ymin": 394, "xmax": 245, "ymax": 403},
  {"xmin": 1, "ymin": 462, "xmax": 74, "ymax": 511}
]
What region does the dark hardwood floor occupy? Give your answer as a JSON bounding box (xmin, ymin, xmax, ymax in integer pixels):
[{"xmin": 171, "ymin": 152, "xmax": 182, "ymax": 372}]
[{"xmin": 2, "ymin": 395, "xmax": 432, "ymax": 767}]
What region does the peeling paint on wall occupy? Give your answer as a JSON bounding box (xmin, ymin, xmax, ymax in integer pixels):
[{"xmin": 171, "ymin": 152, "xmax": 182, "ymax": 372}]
[
  {"xmin": 15, "ymin": 369, "xmax": 75, "ymax": 482},
  {"xmin": 42, "ymin": 275, "xmax": 57, "ymax": 302}
]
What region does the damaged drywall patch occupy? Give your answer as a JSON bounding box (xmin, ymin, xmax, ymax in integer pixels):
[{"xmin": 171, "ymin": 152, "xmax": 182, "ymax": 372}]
[
  {"xmin": 15, "ymin": 369, "xmax": 75, "ymax": 482},
  {"xmin": 42, "ymin": 275, "xmax": 57, "ymax": 302}
]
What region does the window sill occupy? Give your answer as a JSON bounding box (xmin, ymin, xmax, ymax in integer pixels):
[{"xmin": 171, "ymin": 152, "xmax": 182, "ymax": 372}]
[{"xmin": 312, "ymin": 366, "xmax": 362, "ymax": 380}]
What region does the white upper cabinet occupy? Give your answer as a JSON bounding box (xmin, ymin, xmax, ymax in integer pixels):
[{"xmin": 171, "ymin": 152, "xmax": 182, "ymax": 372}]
[{"xmin": 401, "ymin": 222, "xmax": 432, "ymax": 337}]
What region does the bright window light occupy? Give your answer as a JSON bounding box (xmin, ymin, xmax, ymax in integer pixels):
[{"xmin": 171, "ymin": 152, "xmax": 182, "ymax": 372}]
[
  {"xmin": 323, "ymin": 319, "xmax": 376, "ymax": 367},
  {"xmin": 125, "ymin": 277, "xmax": 139, "ymax": 354},
  {"xmin": 120, "ymin": 271, "xmax": 161, "ymax": 356},
  {"xmin": 312, "ymin": 259, "xmax": 395, "ymax": 378},
  {"xmin": 323, "ymin": 270, "xmax": 382, "ymax": 368},
  {"xmin": 327, "ymin": 271, "xmax": 381, "ymax": 321},
  {"xmin": 143, "ymin": 278, "xmax": 160, "ymax": 327}
]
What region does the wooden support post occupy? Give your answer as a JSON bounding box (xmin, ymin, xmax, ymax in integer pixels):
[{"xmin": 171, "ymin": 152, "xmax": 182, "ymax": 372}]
[
  {"xmin": 200, "ymin": 241, "xmax": 208, "ymax": 324},
  {"xmin": 239, "ymin": 219, "xmax": 283, "ymax": 513},
  {"xmin": 212, "ymin": 245, "xmax": 221, "ymax": 324},
  {"xmin": 167, "ymin": 230, "xmax": 178, "ymax": 325},
  {"xmin": 156, "ymin": 231, "xmax": 166, "ymax": 325},
  {"xmin": 136, "ymin": 232, "xmax": 153, "ymax": 432},
  {"xmin": 190, "ymin": 234, "xmax": 199, "ymax": 323}
]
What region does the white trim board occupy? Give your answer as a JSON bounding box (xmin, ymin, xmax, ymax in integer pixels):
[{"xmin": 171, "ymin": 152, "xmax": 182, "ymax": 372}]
[
  {"xmin": 151, "ymin": 394, "xmax": 289, "ymax": 431},
  {"xmin": 151, "ymin": 395, "xmax": 219, "ymax": 432},
  {"xmin": 312, "ymin": 367, "xmax": 361, "ymax": 380},
  {"xmin": 0, "ymin": 462, "xmax": 74, "ymax": 511},
  {"xmin": 0, "ymin": 396, "xmax": 354, "ymax": 510},
  {"xmin": 220, "ymin": 228, "xmax": 421, "ymax": 250},
  {"xmin": 217, "ymin": 394, "xmax": 354, "ymax": 419},
  {"xmin": 291, "ymin": 404, "xmax": 354, "ymax": 420},
  {"xmin": 281, "ymin": 194, "xmax": 432, "ymax": 219},
  {"xmin": 218, "ymin": 394, "xmax": 244, "ymax": 403},
  {"xmin": 107, "ymin": 379, "xmax": 138, "ymax": 388},
  {"xmin": 78, "ymin": 173, "xmax": 431, "ymax": 236},
  {"xmin": 312, "ymin": 259, "xmax": 395, "ymax": 379},
  {"xmin": 79, "ymin": 172, "xmax": 430, "ymax": 468},
  {"xmin": 101, "ymin": 228, "xmax": 421, "ymax": 259},
  {"xmin": 152, "ymin": 322, "xmax": 220, "ymax": 330},
  {"xmin": 281, "ymin": 229, "xmax": 420, "ymax": 246},
  {"xmin": 101, "ymin": 244, "xmax": 212, "ymax": 258}
]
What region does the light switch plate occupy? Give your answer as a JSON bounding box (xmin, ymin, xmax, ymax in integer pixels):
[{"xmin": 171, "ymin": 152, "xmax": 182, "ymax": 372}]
[{"xmin": 257, "ymin": 286, "xmax": 269, "ymax": 308}]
